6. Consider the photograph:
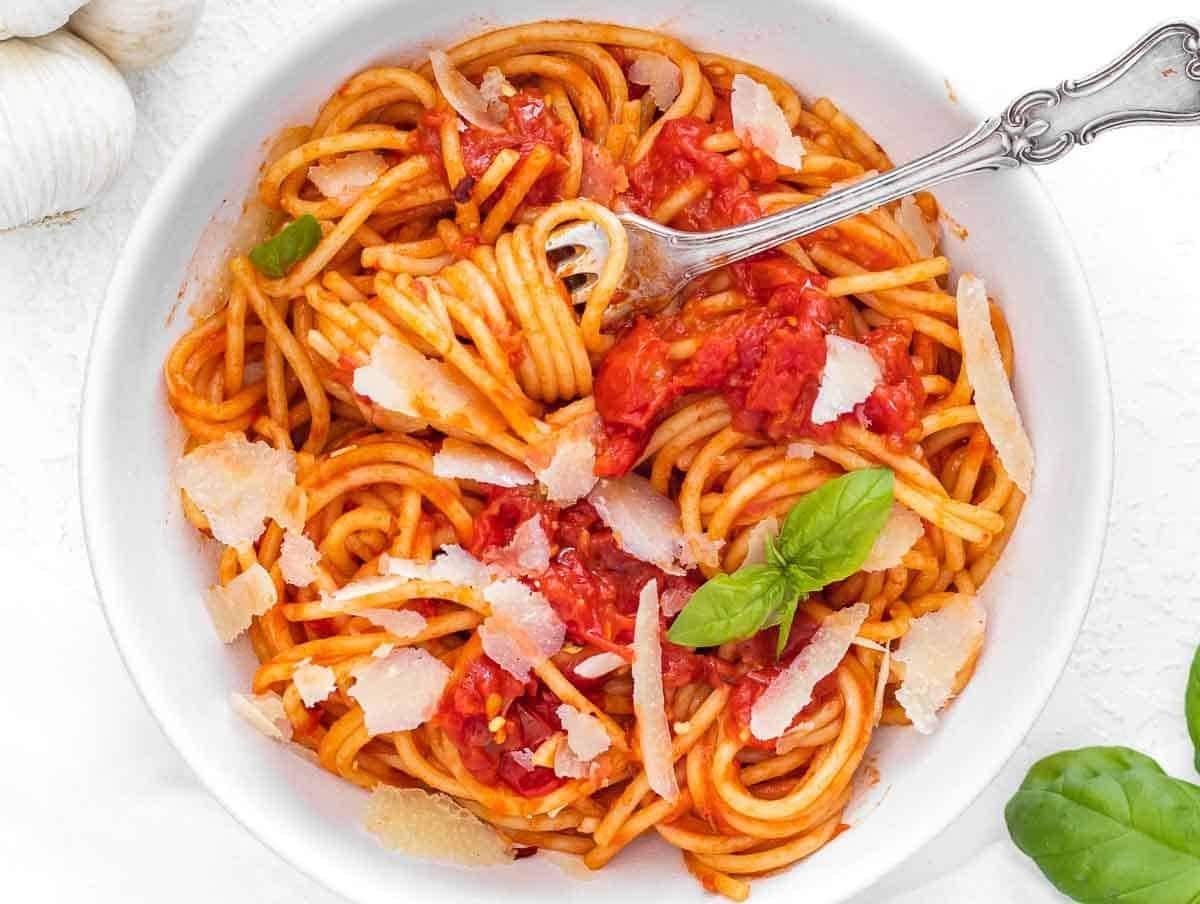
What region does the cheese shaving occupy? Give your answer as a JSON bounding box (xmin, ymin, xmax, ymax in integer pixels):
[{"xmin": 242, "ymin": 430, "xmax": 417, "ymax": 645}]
[
  {"xmin": 364, "ymin": 786, "xmax": 513, "ymax": 866},
  {"xmin": 490, "ymin": 516, "xmax": 552, "ymax": 577},
  {"xmin": 786, "ymin": 442, "xmax": 815, "ymax": 460},
  {"xmin": 349, "ymin": 647, "xmax": 451, "ymax": 735},
  {"xmin": 175, "ymin": 432, "xmax": 297, "ymax": 547},
  {"xmin": 230, "ymin": 691, "xmax": 291, "ymax": 741},
  {"xmin": 894, "ymin": 596, "xmax": 986, "ymax": 734},
  {"xmin": 204, "ymin": 563, "xmax": 277, "ymax": 643},
  {"xmin": 429, "ymin": 50, "xmax": 506, "ymax": 131},
  {"xmin": 861, "ymin": 505, "xmax": 924, "ymax": 572},
  {"xmin": 379, "ymin": 544, "xmax": 493, "ymax": 589},
  {"xmin": 897, "ymin": 195, "xmax": 939, "ymax": 258},
  {"xmin": 534, "ymin": 431, "xmax": 598, "ymax": 504},
  {"xmin": 659, "ymin": 586, "xmax": 693, "ymax": 618},
  {"xmin": 308, "ymin": 151, "xmax": 387, "ymax": 206},
  {"xmin": 627, "ymin": 52, "xmax": 681, "ymax": 111},
  {"xmin": 741, "ymin": 517, "xmax": 780, "ymax": 567},
  {"xmin": 353, "ymin": 335, "xmax": 503, "ymax": 437},
  {"xmin": 557, "ymin": 703, "xmax": 611, "ymax": 762},
  {"xmin": 632, "ymin": 580, "xmax": 678, "ymax": 801},
  {"xmin": 292, "ymin": 657, "xmax": 337, "ymax": 707},
  {"xmin": 279, "ymin": 529, "xmax": 321, "ymax": 587},
  {"xmin": 432, "ymin": 437, "xmax": 535, "ymax": 487},
  {"xmin": 588, "ymin": 474, "xmax": 687, "ymax": 574},
  {"xmin": 811, "ymin": 335, "xmax": 881, "ymax": 425},
  {"xmin": 750, "ymin": 602, "xmax": 869, "ymax": 740},
  {"xmin": 573, "ymin": 651, "xmax": 628, "ymax": 679},
  {"xmin": 355, "ymin": 608, "xmax": 428, "ymax": 639},
  {"xmin": 730, "ymin": 74, "xmax": 804, "ymax": 170},
  {"xmin": 955, "ymin": 275, "xmax": 1034, "ymax": 493},
  {"xmin": 479, "ymin": 578, "xmax": 566, "ymax": 680}
]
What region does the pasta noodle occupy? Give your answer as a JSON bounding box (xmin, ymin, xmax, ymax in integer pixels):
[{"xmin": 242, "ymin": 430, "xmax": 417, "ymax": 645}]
[{"xmin": 163, "ymin": 20, "xmax": 1027, "ymax": 899}]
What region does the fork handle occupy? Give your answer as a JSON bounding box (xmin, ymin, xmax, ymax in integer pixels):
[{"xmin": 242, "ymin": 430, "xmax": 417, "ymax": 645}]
[{"xmin": 677, "ymin": 21, "xmax": 1200, "ymax": 277}]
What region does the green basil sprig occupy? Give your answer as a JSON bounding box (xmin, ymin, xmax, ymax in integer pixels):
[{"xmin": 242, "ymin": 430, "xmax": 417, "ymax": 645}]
[
  {"xmin": 1187, "ymin": 644, "xmax": 1200, "ymax": 772},
  {"xmin": 249, "ymin": 214, "xmax": 322, "ymax": 278},
  {"xmin": 667, "ymin": 468, "xmax": 893, "ymax": 653},
  {"xmin": 1005, "ymin": 746, "xmax": 1200, "ymax": 902}
]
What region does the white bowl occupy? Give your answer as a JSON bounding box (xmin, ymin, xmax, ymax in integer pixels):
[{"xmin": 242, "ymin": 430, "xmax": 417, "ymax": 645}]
[{"xmin": 80, "ymin": 1, "xmax": 1113, "ymax": 901}]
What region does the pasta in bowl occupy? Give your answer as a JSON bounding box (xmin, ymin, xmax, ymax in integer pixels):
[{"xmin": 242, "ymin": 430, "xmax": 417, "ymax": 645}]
[{"xmin": 81, "ymin": 4, "xmax": 1111, "ymax": 903}]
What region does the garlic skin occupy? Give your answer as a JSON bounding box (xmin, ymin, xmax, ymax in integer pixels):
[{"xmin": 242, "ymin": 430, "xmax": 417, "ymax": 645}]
[
  {"xmin": 0, "ymin": 30, "xmax": 136, "ymax": 229},
  {"xmin": 69, "ymin": 0, "xmax": 203, "ymax": 70},
  {"xmin": 0, "ymin": 0, "xmax": 87, "ymax": 39}
]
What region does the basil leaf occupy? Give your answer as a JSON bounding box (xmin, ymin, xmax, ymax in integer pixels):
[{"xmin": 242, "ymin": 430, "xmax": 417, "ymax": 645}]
[
  {"xmin": 249, "ymin": 214, "xmax": 322, "ymax": 278},
  {"xmin": 667, "ymin": 565, "xmax": 792, "ymax": 648},
  {"xmin": 773, "ymin": 595, "xmax": 802, "ymax": 657},
  {"xmin": 1188, "ymin": 643, "xmax": 1200, "ymax": 772},
  {"xmin": 1006, "ymin": 747, "xmax": 1200, "ymax": 903},
  {"xmin": 1021, "ymin": 746, "xmax": 1165, "ymax": 790},
  {"xmin": 774, "ymin": 468, "xmax": 894, "ymax": 586}
]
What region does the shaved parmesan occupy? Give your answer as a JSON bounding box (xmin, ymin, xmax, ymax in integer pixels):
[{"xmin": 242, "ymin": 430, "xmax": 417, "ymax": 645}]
[
  {"xmin": 632, "ymin": 581, "xmax": 678, "ymax": 801},
  {"xmin": 659, "ymin": 586, "xmax": 692, "ymax": 618},
  {"xmin": 231, "ymin": 691, "xmax": 291, "ymax": 741},
  {"xmin": 628, "ymin": 52, "xmax": 681, "ymax": 111},
  {"xmin": 356, "ymin": 608, "xmax": 428, "ymax": 638},
  {"xmin": 429, "ymin": 50, "xmax": 506, "ymax": 131},
  {"xmin": 353, "ymin": 335, "xmax": 501, "ymax": 436},
  {"xmin": 557, "ymin": 703, "xmax": 611, "ymax": 761},
  {"xmin": 279, "ymin": 529, "xmax": 321, "ymax": 587},
  {"xmin": 811, "ymin": 335, "xmax": 881, "ymax": 425},
  {"xmin": 510, "ymin": 748, "xmax": 536, "ymax": 771},
  {"xmin": 580, "ymin": 138, "xmax": 627, "ymax": 206},
  {"xmin": 786, "ymin": 441, "xmax": 815, "ymax": 460},
  {"xmin": 372, "ymin": 643, "xmax": 395, "ymax": 659},
  {"xmin": 364, "ymin": 786, "xmax": 512, "ymax": 866},
  {"xmin": 742, "ymin": 517, "xmax": 780, "ymax": 566},
  {"xmin": 534, "ymin": 430, "xmax": 598, "ymax": 504},
  {"xmin": 588, "ymin": 474, "xmax": 687, "ymax": 574},
  {"xmin": 553, "ymin": 742, "xmax": 588, "ymax": 779},
  {"xmin": 349, "ymin": 647, "xmax": 451, "ymax": 735},
  {"xmin": 730, "ymin": 74, "xmax": 804, "ymax": 170},
  {"xmin": 750, "ymin": 602, "xmax": 869, "ymax": 740},
  {"xmin": 478, "ymin": 66, "xmax": 516, "ymax": 113},
  {"xmin": 573, "ymin": 651, "xmax": 628, "ymax": 679},
  {"xmin": 479, "ymin": 579, "xmax": 566, "ymax": 680},
  {"xmin": 955, "ymin": 275, "xmax": 1034, "ymax": 494},
  {"xmin": 379, "ymin": 544, "xmax": 492, "ymax": 589},
  {"xmin": 322, "ymin": 575, "xmax": 408, "ymax": 610},
  {"xmin": 861, "ymin": 505, "xmax": 924, "ymax": 572},
  {"xmin": 176, "ymin": 433, "xmax": 297, "ymax": 547},
  {"xmin": 897, "ymin": 195, "xmax": 938, "ymax": 258},
  {"xmin": 292, "ymin": 657, "xmax": 337, "ymax": 707},
  {"xmin": 492, "ymin": 516, "xmax": 551, "ymax": 577},
  {"xmin": 894, "ymin": 596, "xmax": 986, "ymax": 734},
  {"xmin": 308, "ymin": 151, "xmax": 387, "ymax": 205},
  {"xmin": 204, "ymin": 564, "xmax": 277, "ymax": 643},
  {"xmin": 432, "ymin": 438, "xmax": 535, "ymax": 487}
]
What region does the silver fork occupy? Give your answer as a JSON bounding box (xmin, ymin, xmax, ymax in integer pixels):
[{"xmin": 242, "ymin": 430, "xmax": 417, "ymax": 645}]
[{"xmin": 549, "ymin": 21, "xmax": 1200, "ymax": 314}]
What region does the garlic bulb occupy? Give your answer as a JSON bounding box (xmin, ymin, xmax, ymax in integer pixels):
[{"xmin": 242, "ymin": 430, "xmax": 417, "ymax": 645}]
[
  {"xmin": 0, "ymin": 30, "xmax": 135, "ymax": 229},
  {"xmin": 69, "ymin": 0, "xmax": 203, "ymax": 69},
  {"xmin": 0, "ymin": 0, "xmax": 87, "ymax": 39}
]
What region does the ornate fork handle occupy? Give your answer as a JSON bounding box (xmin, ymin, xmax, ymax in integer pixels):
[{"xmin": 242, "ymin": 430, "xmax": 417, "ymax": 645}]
[{"xmin": 637, "ymin": 21, "xmax": 1200, "ymax": 284}]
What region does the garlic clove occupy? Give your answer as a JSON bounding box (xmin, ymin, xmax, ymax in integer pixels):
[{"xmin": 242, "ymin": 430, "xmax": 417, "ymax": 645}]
[
  {"xmin": 0, "ymin": 1, "xmax": 87, "ymax": 40},
  {"xmin": 0, "ymin": 30, "xmax": 135, "ymax": 230},
  {"xmin": 68, "ymin": 0, "xmax": 203, "ymax": 70}
]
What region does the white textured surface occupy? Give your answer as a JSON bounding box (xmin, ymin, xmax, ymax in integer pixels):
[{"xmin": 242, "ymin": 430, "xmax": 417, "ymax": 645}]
[{"xmin": 0, "ymin": 1, "xmax": 1195, "ymax": 901}]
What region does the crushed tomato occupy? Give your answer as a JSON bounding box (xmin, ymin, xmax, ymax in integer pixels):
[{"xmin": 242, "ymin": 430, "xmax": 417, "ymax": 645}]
[{"xmin": 418, "ymin": 88, "xmax": 569, "ymax": 207}]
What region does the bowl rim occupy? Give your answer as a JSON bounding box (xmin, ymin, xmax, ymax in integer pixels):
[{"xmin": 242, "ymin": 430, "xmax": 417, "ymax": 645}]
[{"xmin": 79, "ymin": 1, "xmax": 1114, "ymax": 900}]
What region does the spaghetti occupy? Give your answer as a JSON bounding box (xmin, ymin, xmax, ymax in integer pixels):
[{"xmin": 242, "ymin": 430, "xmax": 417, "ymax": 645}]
[{"xmin": 164, "ymin": 20, "xmax": 1028, "ymax": 900}]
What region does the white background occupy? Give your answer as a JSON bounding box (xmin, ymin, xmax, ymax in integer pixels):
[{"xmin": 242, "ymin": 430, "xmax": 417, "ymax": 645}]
[{"xmin": 2, "ymin": 0, "xmax": 1197, "ymax": 900}]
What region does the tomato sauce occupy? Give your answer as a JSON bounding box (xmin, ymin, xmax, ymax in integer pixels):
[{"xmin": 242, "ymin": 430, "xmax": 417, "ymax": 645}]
[
  {"xmin": 467, "ymin": 487, "xmax": 700, "ymax": 652},
  {"xmin": 433, "ymin": 648, "xmax": 566, "ymax": 797},
  {"xmin": 418, "ymin": 89, "xmax": 570, "ymax": 207}
]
